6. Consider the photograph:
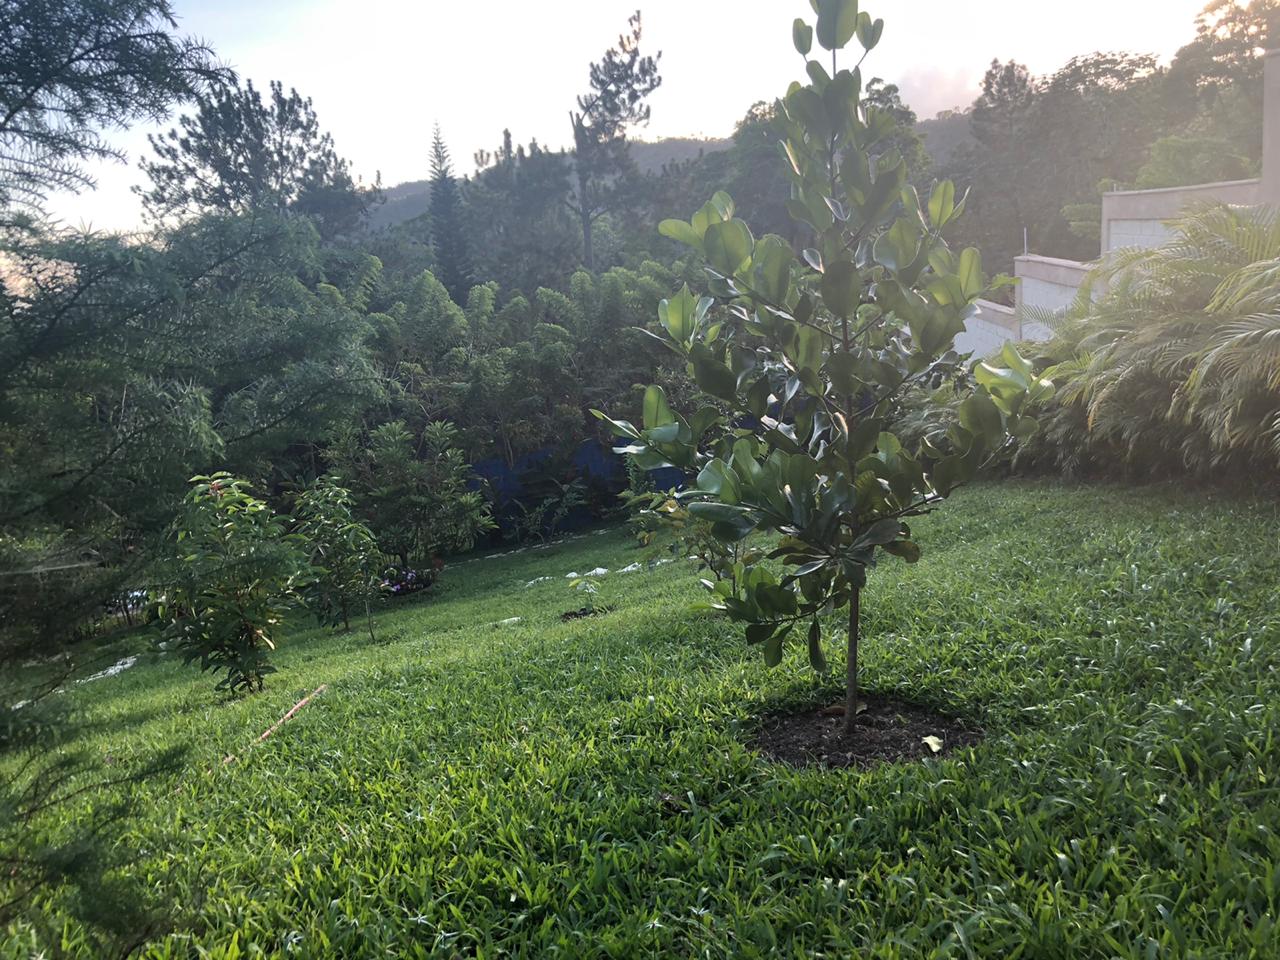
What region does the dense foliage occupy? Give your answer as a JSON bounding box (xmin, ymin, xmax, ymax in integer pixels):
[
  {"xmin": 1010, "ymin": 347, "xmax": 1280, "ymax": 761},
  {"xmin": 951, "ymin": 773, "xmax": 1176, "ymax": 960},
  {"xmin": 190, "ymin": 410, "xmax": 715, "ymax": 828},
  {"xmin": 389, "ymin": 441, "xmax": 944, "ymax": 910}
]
[
  {"xmin": 0, "ymin": 0, "xmax": 225, "ymax": 220},
  {"xmin": 1021, "ymin": 204, "xmax": 1280, "ymax": 478},
  {"xmin": 3, "ymin": 0, "xmax": 1279, "ymax": 948}
]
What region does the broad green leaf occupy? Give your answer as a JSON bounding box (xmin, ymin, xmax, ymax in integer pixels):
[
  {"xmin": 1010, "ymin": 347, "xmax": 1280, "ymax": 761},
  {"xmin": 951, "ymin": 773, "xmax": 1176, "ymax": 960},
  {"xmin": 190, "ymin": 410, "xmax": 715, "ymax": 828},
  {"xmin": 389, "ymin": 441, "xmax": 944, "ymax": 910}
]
[
  {"xmin": 958, "ymin": 389, "xmax": 1002, "ymax": 440},
  {"xmin": 792, "ymin": 18, "xmax": 813, "ymax": 55},
  {"xmin": 642, "ymin": 384, "xmax": 674, "ymax": 430},
  {"xmin": 815, "ymin": 0, "xmax": 859, "ymax": 50},
  {"xmin": 590, "ymin": 409, "xmax": 641, "ymax": 440},
  {"xmin": 753, "ymin": 236, "xmax": 793, "ymax": 304},
  {"xmin": 957, "ymin": 247, "xmax": 984, "ymax": 300},
  {"xmin": 820, "ymin": 260, "xmax": 861, "ymax": 317},
  {"xmin": 928, "ymin": 180, "xmax": 956, "ymax": 228},
  {"xmin": 658, "ymin": 284, "xmax": 697, "ymax": 344},
  {"xmin": 659, "ymin": 218, "xmax": 701, "ymax": 249},
  {"xmin": 704, "ymin": 219, "xmax": 755, "ymax": 277},
  {"xmin": 691, "ymin": 347, "xmax": 738, "ymax": 402},
  {"xmin": 883, "ymin": 539, "xmax": 921, "ymax": 563},
  {"xmin": 807, "ymin": 619, "xmax": 827, "ymax": 671},
  {"xmin": 688, "ymin": 501, "xmax": 754, "ymax": 525},
  {"xmin": 874, "ymin": 217, "xmax": 921, "ymax": 272},
  {"xmin": 763, "ymin": 628, "xmax": 785, "ymax": 667},
  {"xmin": 696, "ymin": 459, "xmax": 741, "ymax": 502},
  {"xmin": 855, "ymin": 12, "xmax": 883, "ymax": 49}
]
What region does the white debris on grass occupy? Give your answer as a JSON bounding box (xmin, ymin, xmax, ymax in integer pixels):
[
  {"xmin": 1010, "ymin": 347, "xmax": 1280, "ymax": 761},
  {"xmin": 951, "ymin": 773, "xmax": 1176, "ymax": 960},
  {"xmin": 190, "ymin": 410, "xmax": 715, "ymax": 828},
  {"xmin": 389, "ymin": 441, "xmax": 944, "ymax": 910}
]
[
  {"xmin": 524, "ymin": 576, "xmax": 553, "ymax": 588},
  {"xmin": 490, "ymin": 617, "xmax": 522, "ymax": 628},
  {"xmin": 585, "ymin": 567, "xmax": 610, "ymax": 577},
  {"xmin": 618, "ymin": 562, "xmax": 642, "ymax": 574},
  {"xmin": 565, "ymin": 571, "xmax": 581, "ymax": 579},
  {"xmin": 77, "ymin": 655, "xmax": 138, "ymax": 684},
  {"xmin": 10, "ymin": 654, "xmax": 140, "ymax": 710}
]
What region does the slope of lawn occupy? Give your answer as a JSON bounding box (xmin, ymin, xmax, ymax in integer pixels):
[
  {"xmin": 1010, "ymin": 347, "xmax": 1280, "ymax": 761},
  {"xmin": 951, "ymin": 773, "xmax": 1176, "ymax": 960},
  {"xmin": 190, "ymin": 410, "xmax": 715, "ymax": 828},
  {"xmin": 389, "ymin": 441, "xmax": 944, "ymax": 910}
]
[{"xmin": 5, "ymin": 480, "xmax": 1280, "ymax": 958}]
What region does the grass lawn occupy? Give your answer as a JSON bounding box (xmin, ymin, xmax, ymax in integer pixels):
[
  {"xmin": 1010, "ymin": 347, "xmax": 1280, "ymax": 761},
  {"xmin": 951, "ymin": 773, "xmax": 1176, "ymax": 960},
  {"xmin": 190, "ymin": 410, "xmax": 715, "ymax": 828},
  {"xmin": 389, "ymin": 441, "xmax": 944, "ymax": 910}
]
[{"xmin": 5, "ymin": 480, "xmax": 1280, "ymax": 958}]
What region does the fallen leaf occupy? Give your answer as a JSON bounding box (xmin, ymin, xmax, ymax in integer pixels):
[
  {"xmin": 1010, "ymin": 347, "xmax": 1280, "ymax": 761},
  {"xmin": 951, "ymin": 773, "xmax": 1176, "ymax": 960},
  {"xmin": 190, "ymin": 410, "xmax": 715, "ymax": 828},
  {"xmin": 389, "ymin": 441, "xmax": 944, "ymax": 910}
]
[{"xmin": 922, "ymin": 735, "xmax": 943, "ymax": 754}]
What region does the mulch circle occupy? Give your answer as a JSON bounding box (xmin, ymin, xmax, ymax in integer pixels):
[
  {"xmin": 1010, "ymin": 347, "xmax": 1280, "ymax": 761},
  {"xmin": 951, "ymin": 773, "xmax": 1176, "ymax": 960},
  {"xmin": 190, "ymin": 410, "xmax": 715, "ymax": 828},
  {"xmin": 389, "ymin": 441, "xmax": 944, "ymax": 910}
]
[{"xmin": 752, "ymin": 694, "xmax": 984, "ymax": 770}]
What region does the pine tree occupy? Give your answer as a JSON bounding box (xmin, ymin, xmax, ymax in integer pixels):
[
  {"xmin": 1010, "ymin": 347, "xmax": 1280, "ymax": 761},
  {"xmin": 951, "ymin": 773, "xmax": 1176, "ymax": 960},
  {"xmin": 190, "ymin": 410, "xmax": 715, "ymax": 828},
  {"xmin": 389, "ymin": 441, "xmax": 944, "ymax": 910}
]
[
  {"xmin": 568, "ymin": 11, "xmax": 662, "ymax": 271},
  {"xmin": 428, "ymin": 124, "xmax": 473, "ymax": 303}
]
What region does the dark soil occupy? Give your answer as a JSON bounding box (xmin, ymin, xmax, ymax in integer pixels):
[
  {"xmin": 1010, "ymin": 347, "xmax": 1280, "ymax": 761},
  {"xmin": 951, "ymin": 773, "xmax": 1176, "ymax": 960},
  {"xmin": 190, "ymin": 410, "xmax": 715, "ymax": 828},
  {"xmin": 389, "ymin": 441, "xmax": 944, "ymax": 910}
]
[
  {"xmin": 560, "ymin": 604, "xmax": 615, "ymax": 622},
  {"xmin": 752, "ymin": 694, "xmax": 983, "ymax": 770}
]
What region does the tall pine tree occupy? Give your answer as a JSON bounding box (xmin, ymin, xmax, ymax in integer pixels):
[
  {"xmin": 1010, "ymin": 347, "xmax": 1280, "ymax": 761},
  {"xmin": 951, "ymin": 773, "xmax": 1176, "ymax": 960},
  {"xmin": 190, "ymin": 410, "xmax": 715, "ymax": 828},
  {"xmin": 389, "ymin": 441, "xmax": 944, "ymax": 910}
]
[{"xmin": 428, "ymin": 124, "xmax": 473, "ymax": 303}]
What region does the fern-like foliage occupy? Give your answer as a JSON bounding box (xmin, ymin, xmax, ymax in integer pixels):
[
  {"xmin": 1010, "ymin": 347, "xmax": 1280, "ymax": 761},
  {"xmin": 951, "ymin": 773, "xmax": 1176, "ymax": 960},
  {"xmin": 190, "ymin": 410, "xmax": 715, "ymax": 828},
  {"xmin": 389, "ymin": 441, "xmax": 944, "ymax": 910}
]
[{"xmin": 1021, "ymin": 203, "xmax": 1280, "ymax": 477}]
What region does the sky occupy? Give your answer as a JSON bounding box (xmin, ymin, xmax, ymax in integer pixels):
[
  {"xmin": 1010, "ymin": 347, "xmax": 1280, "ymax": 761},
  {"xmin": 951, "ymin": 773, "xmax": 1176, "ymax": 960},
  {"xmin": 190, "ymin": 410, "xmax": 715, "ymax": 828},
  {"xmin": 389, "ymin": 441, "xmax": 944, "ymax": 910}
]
[{"xmin": 45, "ymin": 0, "xmax": 1208, "ymax": 232}]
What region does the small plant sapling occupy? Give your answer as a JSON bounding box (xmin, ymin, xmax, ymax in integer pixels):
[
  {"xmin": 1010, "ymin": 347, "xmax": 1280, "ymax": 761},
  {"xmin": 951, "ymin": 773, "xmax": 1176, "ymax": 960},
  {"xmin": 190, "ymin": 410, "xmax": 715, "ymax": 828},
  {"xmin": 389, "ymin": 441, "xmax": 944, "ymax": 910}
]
[
  {"xmin": 594, "ymin": 0, "xmax": 1052, "ymax": 736},
  {"xmin": 154, "ymin": 473, "xmax": 310, "ymax": 693}
]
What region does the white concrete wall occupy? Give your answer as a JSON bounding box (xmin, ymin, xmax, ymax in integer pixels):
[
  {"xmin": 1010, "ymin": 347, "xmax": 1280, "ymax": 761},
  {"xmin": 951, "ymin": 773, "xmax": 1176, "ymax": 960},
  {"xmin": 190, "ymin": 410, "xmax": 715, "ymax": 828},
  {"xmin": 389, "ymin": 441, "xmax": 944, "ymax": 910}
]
[
  {"xmin": 1101, "ymin": 178, "xmax": 1263, "ymax": 254},
  {"xmin": 958, "ymin": 300, "xmax": 1019, "ymax": 356},
  {"xmin": 1105, "ymin": 218, "xmax": 1176, "ymax": 251},
  {"xmin": 1015, "ymin": 255, "xmax": 1091, "ymax": 316}
]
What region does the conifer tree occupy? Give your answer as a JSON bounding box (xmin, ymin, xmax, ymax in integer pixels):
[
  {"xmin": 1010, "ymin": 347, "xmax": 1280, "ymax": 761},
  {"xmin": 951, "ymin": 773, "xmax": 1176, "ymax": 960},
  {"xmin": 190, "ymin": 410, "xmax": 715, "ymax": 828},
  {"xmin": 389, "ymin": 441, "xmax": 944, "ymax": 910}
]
[{"xmin": 428, "ymin": 124, "xmax": 473, "ymax": 303}]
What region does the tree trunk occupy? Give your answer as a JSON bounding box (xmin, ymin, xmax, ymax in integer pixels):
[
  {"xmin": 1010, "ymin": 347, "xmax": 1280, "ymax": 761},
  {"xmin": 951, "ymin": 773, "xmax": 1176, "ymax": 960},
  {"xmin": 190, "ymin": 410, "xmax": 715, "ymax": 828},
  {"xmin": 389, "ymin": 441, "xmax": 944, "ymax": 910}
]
[
  {"xmin": 580, "ymin": 204, "xmax": 595, "ymax": 273},
  {"xmin": 844, "ymin": 587, "xmax": 861, "ymax": 737}
]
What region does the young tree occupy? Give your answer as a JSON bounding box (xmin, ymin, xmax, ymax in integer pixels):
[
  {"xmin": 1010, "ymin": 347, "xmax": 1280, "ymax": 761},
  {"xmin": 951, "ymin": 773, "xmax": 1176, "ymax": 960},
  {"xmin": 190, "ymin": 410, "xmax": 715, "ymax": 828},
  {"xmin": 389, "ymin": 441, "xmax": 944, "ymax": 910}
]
[
  {"xmin": 155, "ymin": 474, "xmax": 310, "ymax": 693},
  {"xmin": 567, "ymin": 10, "xmax": 661, "ymax": 271},
  {"xmin": 329, "ymin": 420, "xmax": 494, "ymax": 571},
  {"xmin": 0, "ymin": 0, "xmax": 225, "ymax": 221},
  {"xmin": 138, "ymin": 79, "xmax": 378, "ymax": 237},
  {"xmin": 427, "ymin": 124, "xmax": 473, "ymax": 303},
  {"xmin": 596, "ymin": 1, "xmax": 1051, "ymax": 737},
  {"xmin": 293, "ymin": 476, "xmax": 380, "ymax": 638}
]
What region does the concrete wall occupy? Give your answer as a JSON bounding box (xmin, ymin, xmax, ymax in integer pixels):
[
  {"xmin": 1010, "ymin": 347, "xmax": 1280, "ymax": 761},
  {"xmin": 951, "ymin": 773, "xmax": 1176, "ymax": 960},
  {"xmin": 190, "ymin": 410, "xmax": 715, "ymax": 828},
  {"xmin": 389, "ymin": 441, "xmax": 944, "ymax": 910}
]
[
  {"xmin": 1014, "ymin": 255, "xmax": 1091, "ymax": 316},
  {"xmin": 1101, "ymin": 178, "xmax": 1263, "ymax": 254},
  {"xmin": 958, "ymin": 299, "xmax": 1019, "ymax": 356}
]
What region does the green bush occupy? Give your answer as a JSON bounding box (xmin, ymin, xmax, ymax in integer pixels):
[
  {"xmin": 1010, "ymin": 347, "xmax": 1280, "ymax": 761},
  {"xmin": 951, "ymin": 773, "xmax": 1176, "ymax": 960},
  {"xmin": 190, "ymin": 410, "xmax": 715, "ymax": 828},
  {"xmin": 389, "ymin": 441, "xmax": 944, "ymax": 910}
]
[
  {"xmin": 293, "ymin": 476, "xmax": 380, "ymax": 638},
  {"xmin": 154, "ymin": 474, "xmax": 310, "ymax": 693}
]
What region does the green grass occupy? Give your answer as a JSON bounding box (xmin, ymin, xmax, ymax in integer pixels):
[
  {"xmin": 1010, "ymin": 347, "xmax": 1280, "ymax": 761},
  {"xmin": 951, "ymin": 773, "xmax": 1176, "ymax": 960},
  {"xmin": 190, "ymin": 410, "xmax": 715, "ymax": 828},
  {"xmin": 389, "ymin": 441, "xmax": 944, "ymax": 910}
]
[{"xmin": 5, "ymin": 480, "xmax": 1280, "ymax": 958}]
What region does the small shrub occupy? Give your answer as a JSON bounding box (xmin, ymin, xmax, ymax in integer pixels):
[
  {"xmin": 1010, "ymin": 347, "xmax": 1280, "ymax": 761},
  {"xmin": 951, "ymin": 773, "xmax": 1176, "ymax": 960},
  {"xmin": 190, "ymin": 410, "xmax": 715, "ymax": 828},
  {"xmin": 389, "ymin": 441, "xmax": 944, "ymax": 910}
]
[
  {"xmin": 154, "ymin": 474, "xmax": 309, "ymax": 693},
  {"xmin": 293, "ymin": 476, "xmax": 380, "ymax": 638}
]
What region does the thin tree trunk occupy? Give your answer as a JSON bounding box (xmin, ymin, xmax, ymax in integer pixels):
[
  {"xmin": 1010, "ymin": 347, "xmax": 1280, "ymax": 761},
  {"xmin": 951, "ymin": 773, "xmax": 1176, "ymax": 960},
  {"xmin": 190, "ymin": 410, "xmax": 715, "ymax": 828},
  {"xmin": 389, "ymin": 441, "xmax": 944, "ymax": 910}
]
[
  {"xmin": 844, "ymin": 586, "xmax": 861, "ymax": 737},
  {"xmin": 580, "ymin": 205, "xmax": 595, "ymax": 273}
]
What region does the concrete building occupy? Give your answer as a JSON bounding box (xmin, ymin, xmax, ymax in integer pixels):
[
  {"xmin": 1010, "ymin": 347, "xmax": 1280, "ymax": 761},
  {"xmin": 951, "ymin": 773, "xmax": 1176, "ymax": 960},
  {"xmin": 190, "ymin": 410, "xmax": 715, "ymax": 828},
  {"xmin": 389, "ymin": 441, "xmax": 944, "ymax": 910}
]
[{"xmin": 957, "ymin": 47, "xmax": 1279, "ymax": 355}]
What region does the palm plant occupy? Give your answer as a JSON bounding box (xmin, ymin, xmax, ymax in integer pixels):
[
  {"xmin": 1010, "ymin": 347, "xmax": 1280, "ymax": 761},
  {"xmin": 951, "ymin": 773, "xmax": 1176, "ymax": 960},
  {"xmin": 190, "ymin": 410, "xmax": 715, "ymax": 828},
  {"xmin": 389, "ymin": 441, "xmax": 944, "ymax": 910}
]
[{"xmin": 1025, "ymin": 204, "xmax": 1280, "ymax": 476}]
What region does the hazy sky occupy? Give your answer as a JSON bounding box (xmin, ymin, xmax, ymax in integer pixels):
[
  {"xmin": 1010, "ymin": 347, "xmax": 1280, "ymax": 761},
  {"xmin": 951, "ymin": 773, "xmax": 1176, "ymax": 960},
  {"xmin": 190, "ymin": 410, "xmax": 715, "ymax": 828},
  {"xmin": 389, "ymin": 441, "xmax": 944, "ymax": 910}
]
[{"xmin": 47, "ymin": 0, "xmax": 1208, "ymax": 231}]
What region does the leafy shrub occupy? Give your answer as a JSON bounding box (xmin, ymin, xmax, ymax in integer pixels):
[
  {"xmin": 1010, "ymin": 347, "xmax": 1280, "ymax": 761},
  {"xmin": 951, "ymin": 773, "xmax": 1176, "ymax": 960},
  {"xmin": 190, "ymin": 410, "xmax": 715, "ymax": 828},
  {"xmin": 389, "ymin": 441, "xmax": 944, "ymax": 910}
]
[
  {"xmin": 154, "ymin": 474, "xmax": 309, "ymax": 693},
  {"xmin": 329, "ymin": 420, "xmax": 495, "ymax": 569},
  {"xmin": 293, "ymin": 476, "xmax": 380, "ymax": 637},
  {"xmin": 596, "ymin": 0, "xmax": 1049, "ymax": 735}
]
